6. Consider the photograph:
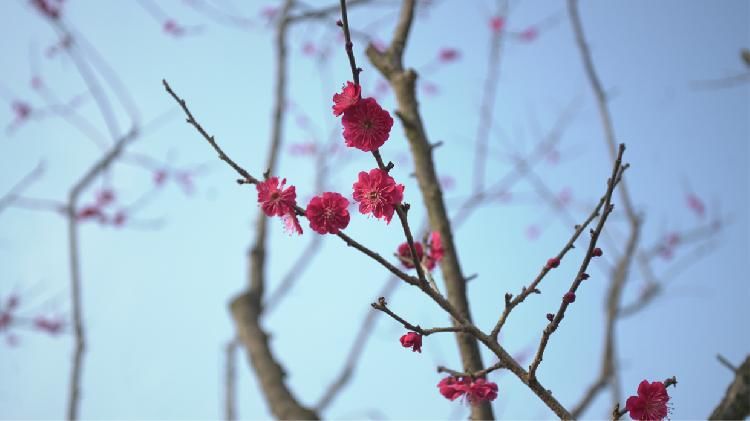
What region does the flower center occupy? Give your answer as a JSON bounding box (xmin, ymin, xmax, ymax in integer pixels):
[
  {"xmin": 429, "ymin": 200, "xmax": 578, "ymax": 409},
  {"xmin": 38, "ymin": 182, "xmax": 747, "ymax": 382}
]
[
  {"xmin": 367, "ymin": 190, "xmax": 380, "ymax": 202},
  {"xmin": 269, "ymin": 191, "xmax": 281, "ymax": 201}
]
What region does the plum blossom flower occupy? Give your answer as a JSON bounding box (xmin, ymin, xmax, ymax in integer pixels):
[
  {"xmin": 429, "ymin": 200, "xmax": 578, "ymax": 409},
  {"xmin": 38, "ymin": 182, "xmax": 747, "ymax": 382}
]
[
  {"xmin": 397, "ymin": 242, "xmax": 424, "ymax": 269},
  {"xmin": 396, "ymin": 231, "xmax": 444, "ymax": 271},
  {"xmin": 438, "ymin": 48, "xmax": 460, "ymax": 63},
  {"xmin": 625, "ymin": 380, "xmax": 670, "ymax": 421},
  {"xmin": 341, "ymin": 98, "xmax": 393, "ymax": 152},
  {"xmin": 305, "ymin": 192, "xmax": 350, "ymax": 234},
  {"xmin": 429, "ymin": 231, "xmax": 444, "ymax": 260},
  {"xmin": 466, "ymin": 378, "xmax": 499, "ymax": 404},
  {"xmin": 332, "ymin": 81, "xmax": 361, "ymax": 116},
  {"xmin": 256, "ymin": 177, "xmax": 302, "ymax": 235},
  {"xmin": 352, "ymin": 168, "xmax": 403, "ymax": 223},
  {"xmin": 437, "ymin": 376, "xmax": 498, "ymax": 404},
  {"xmin": 437, "ymin": 377, "xmax": 469, "ymax": 401},
  {"xmin": 399, "ymin": 332, "xmax": 422, "ymax": 353},
  {"xmin": 489, "ymin": 16, "xmax": 505, "ymax": 33},
  {"xmin": 256, "ymin": 177, "xmax": 297, "ymax": 217}
]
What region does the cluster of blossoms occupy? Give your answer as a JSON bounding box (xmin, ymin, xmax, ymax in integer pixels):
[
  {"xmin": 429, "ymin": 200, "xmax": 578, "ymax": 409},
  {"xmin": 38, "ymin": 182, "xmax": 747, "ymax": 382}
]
[
  {"xmin": 625, "ymin": 380, "xmax": 671, "ymax": 420},
  {"xmin": 0, "ymin": 294, "xmax": 64, "ymax": 346},
  {"xmin": 256, "ymin": 81, "xmax": 402, "ymax": 236},
  {"xmin": 396, "ymin": 231, "xmax": 444, "ymax": 271},
  {"xmin": 437, "ymin": 376, "xmax": 498, "ymax": 404},
  {"xmin": 76, "ymin": 189, "xmax": 127, "ymax": 227}
]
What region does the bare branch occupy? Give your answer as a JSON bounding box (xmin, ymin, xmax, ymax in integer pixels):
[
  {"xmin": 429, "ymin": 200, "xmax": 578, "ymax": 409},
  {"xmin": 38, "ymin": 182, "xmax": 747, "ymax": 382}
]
[
  {"xmin": 709, "ymin": 355, "xmax": 750, "ymax": 420},
  {"xmin": 0, "ymin": 162, "xmax": 45, "ymax": 215},
  {"xmin": 529, "ymin": 144, "xmax": 628, "ymax": 380}
]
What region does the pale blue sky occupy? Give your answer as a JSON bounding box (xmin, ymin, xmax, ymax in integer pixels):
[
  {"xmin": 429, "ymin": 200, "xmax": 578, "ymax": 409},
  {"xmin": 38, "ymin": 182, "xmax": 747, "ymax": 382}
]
[{"xmin": 0, "ymin": 1, "xmax": 748, "ymax": 419}]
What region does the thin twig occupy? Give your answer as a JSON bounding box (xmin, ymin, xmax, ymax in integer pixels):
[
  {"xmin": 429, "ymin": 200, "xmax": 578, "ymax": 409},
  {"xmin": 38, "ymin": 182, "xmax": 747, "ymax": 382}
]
[
  {"xmin": 437, "ymin": 361, "xmax": 506, "ymax": 379},
  {"xmin": 370, "ymin": 296, "xmax": 469, "ymax": 336},
  {"xmin": 528, "ymin": 143, "xmax": 627, "ymax": 380}
]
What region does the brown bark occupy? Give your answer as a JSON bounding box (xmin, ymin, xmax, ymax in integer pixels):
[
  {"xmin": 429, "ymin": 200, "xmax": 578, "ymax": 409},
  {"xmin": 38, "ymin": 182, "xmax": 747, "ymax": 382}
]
[
  {"xmin": 366, "ymin": 1, "xmax": 492, "ymax": 418},
  {"xmin": 709, "ymin": 355, "xmax": 750, "ymax": 420}
]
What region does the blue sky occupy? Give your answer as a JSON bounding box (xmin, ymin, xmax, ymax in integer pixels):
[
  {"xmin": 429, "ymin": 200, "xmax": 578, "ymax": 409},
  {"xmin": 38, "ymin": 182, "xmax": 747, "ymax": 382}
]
[{"xmin": 0, "ymin": 0, "xmax": 748, "ymax": 419}]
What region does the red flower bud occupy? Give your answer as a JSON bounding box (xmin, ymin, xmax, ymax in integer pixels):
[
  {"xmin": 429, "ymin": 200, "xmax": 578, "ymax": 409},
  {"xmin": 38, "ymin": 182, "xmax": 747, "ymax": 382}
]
[
  {"xmin": 546, "ymin": 257, "xmax": 560, "ymax": 269},
  {"xmin": 563, "ymin": 291, "xmax": 576, "ymax": 304},
  {"xmin": 399, "ymin": 331, "xmax": 422, "ymax": 353},
  {"xmin": 592, "ymin": 247, "xmax": 603, "ymax": 257},
  {"xmin": 546, "ymin": 313, "xmax": 554, "ymax": 322}
]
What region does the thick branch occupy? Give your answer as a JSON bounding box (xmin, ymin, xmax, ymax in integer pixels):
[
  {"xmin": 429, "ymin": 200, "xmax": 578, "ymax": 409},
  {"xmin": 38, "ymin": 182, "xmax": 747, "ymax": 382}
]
[
  {"xmin": 365, "ymin": 1, "xmax": 491, "ymax": 418},
  {"xmin": 709, "ymin": 355, "xmax": 750, "ymax": 420}
]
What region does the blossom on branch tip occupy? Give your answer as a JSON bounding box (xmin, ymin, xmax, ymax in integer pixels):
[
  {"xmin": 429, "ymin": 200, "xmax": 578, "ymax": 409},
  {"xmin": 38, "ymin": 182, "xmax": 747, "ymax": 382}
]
[
  {"xmin": 341, "ymin": 98, "xmax": 393, "ymax": 152},
  {"xmin": 625, "ymin": 380, "xmax": 670, "ymax": 421},
  {"xmin": 332, "ymin": 81, "xmax": 361, "ymax": 116},
  {"xmin": 352, "ymin": 168, "xmax": 403, "ymax": 223},
  {"xmin": 305, "ymin": 192, "xmax": 350, "ymax": 234},
  {"xmin": 399, "ymin": 331, "xmax": 422, "ymax": 353},
  {"xmin": 256, "ymin": 177, "xmax": 297, "ymax": 217}
]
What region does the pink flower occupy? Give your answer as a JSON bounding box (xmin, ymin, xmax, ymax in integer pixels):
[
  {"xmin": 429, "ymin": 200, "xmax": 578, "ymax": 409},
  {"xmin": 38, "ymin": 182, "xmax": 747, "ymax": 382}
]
[
  {"xmin": 341, "ymin": 98, "xmax": 393, "ymax": 152},
  {"xmin": 153, "ymin": 170, "xmax": 168, "ymax": 186},
  {"xmin": 397, "ymin": 242, "xmax": 425, "ymax": 269},
  {"xmin": 437, "ymin": 377, "xmax": 469, "ymax": 401},
  {"xmin": 438, "ymin": 48, "xmax": 460, "ymax": 63},
  {"xmin": 352, "ymin": 168, "xmax": 403, "ymax": 223},
  {"xmin": 625, "ymin": 380, "xmax": 670, "ymax": 421},
  {"xmin": 686, "ymin": 193, "xmax": 705, "ymax": 217},
  {"xmin": 332, "ymin": 81, "xmax": 361, "ymax": 116},
  {"xmin": 429, "ymin": 232, "xmax": 444, "ymax": 260},
  {"xmin": 399, "ymin": 332, "xmax": 422, "ymax": 353},
  {"xmin": 466, "ymin": 378, "xmax": 499, "ymax": 404},
  {"xmin": 305, "ymin": 192, "xmax": 350, "ymax": 234},
  {"xmin": 256, "ymin": 177, "xmax": 297, "ymax": 217},
  {"xmin": 489, "ymin": 16, "xmax": 505, "ymax": 33},
  {"xmin": 113, "ymin": 212, "xmax": 127, "ymax": 227},
  {"xmin": 288, "ymin": 142, "xmax": 317, "ymax": 156},
  {"xmin": 96, "ymin": 189, "xmax": 115, "ymax": 207},
  {"xmin": 282, "ymin": 213, "xmax": 303, "ymax": 235},
  {"xmin": 520, "ymin": 27, "xmax": 538, "ymax": 42},
  {"xmin": 77, "ymin": 206, "xmax": 103, "ymax": 222},
  {"xmin": 31, "ymin": 0, "xmax": 62, "ymax": 19},
  {"xmin": 163, "ymin": 19, "xmax": 185, "ymax": 36},
  {"xmin": 34, "ymin": 316, "xmax": 63, "ymax": 335},
  {"xmin": 6, "ymin": 295, "xmax": 19, "ymax": 310},
  {"xmin": 12, "ymin": 101, "xmax": 32, "ymax": 120},
  {"xmin": 437, "ymin": 377, "xmax": 498, "ymax": 404},
  {"xmin": 302, "ymin": 42, "xmax": 316, "ymax": 56},
  {"xmin": 0, "ymin": 312, "xmax": 11, "ymax": 330},
  {"xmin": 557, "ymin": 187, "xmax": 572, "ymax": 206}
]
